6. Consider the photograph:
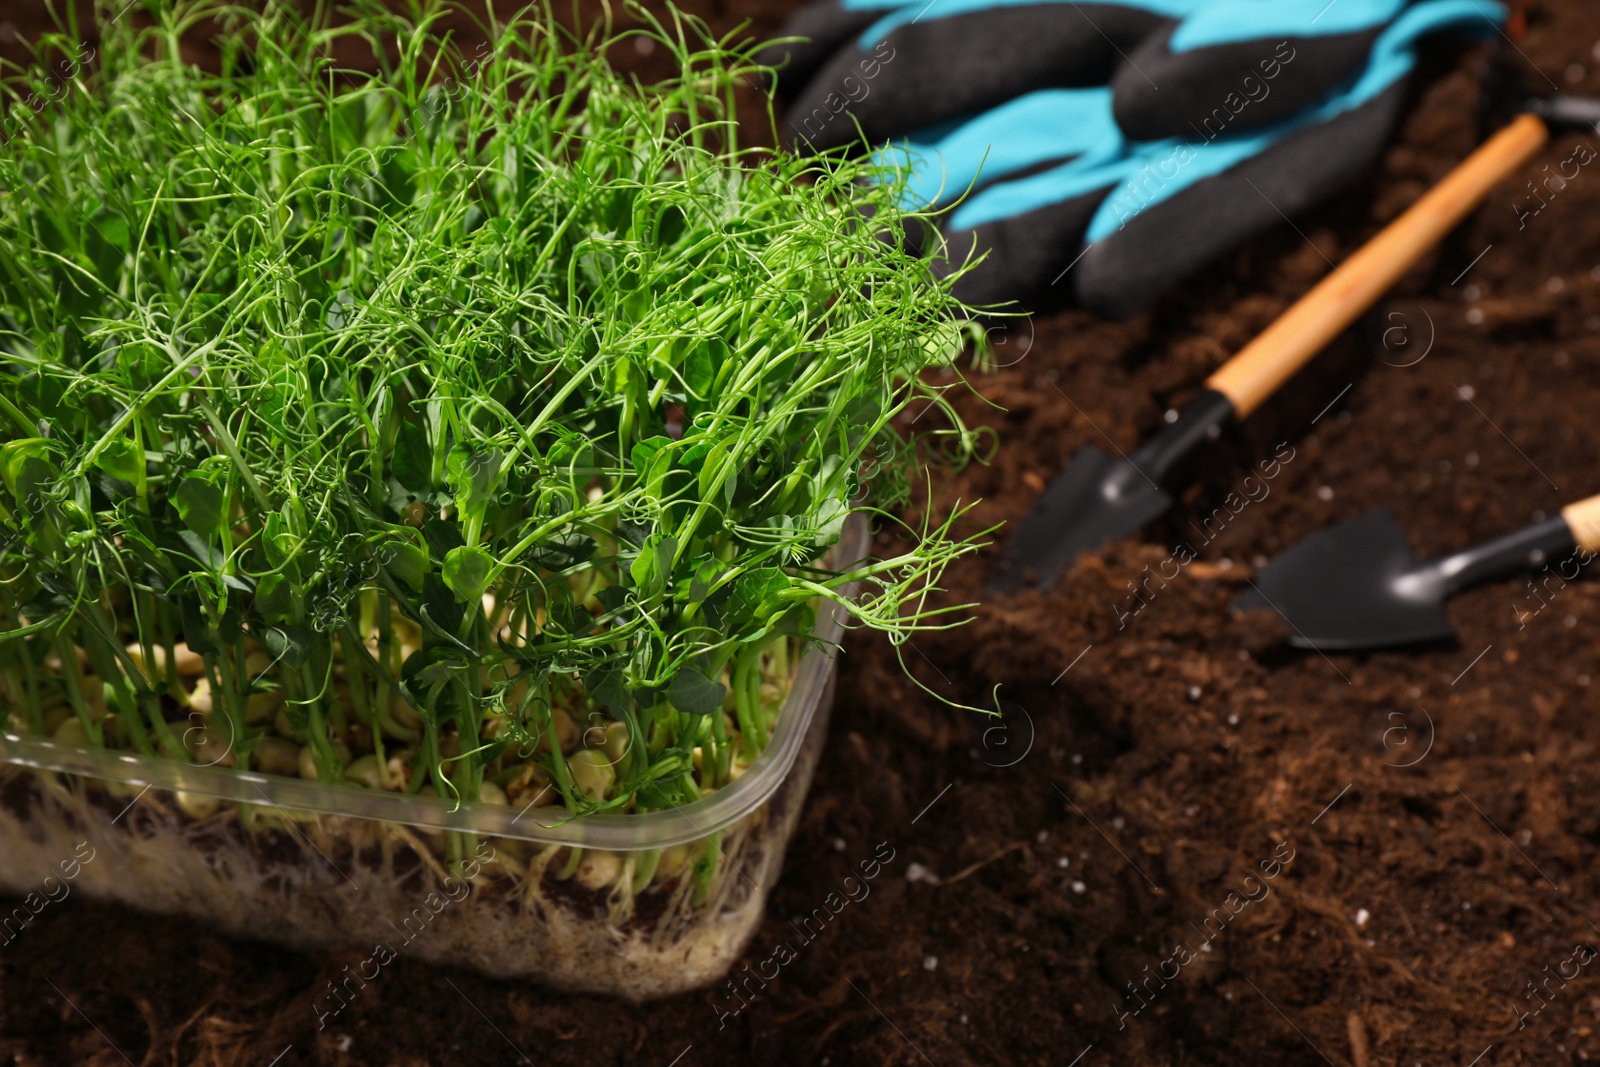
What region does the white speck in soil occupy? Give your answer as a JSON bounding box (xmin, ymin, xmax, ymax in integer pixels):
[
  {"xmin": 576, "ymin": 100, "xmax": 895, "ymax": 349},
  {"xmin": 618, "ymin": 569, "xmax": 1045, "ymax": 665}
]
[
  {"xmin": 906, "ymin": 863, "xmax": 941, "ymax": 886},
  {"xmin": 1457, "ymin": 384, "xmax": 1476, "ymax": 401},
  {"xmin": 1237, "ymin": 649, "xmax": 1250, "ymax": 662},
  {"xmin": 1057, "ymin": 857, "xmax": 1070, "ymax": 869},
  {"xmin": 1465, "ymin": 308, "xmax": 1485, "ymax": 325},
  {"xmin": 1464, "ymin": 283, "xmax": 1482, "ymax": 300},
  {"xmin": 1111, "ymin": 816, "xmax": 1125, "ymax": 830},
  {"xmin": 831, "ymin": 837, "xmax": 846, "ymax": 852},
  {"xmin": 1164, "ymin": 408, "xmax": 1180, "ymax": 424},
  {"xmin": 1462, "ymin": 901, "xmax": 1472, "ymax": 910},
  {"xmin": 959, "ymin": 1014, "xmax": 969, "ymax": 1025},
  {"xmin": 1070, "ymin": 881, "xmax": 1086, "ymax": 894},
  {"xmin": 1071, "ymin": 753, "xmax": 1083, "ymax": 765},
  {"xmin": 338, "ymin": 1035, "xmax": 353, "ymax": 1052},
  {"xmin": 1355, "ymin": 908, "xmax": 1370, "ymax": 927},
  {"xmin": 1567, "ymin": 616, "xmax": 1578, "ymax": 628},
  {"xmin": 1550, "ymin": 276, "xmax": 1567, "ymax": 292},
  {"xmin": 1185, "ymin": 804, "xmax": 1199, "ymax": 817},
  {"xmin": 1580, "ymin": 675, "xmax": 1591, "ymax": 687},
  {"xmin": 1187, "ymin": 685, "xmax": 1202, "ymax": 701},
  {"xmin": 1226, "ymin": 714, "xmax": 1238, "ymax": 725},
  {"xmin": 1036, "ymin": 829, "xmax": 1049, "ymax": 843},
  {"xmin": 634, "ymin": 35, "xmax": 656, "ymax": 54},
  {"xmin": 924, "ymin": 955, "xmax": 938, "ymax": 971},
  {"xmin": 1465, "ymin": 451, "xmax": 1479, "ymax": 467}
]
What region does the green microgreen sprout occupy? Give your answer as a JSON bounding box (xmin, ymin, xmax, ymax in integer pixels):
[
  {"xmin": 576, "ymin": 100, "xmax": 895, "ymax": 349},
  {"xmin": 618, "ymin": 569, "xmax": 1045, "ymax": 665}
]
[{"xmin": 0, "ymin": 0, "xmax": 991, "ymax": 883}]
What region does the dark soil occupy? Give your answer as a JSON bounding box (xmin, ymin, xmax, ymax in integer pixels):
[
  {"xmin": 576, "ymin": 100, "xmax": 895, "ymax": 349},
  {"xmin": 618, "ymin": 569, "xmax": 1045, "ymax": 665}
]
[{"xmin": 7, "ymin": 1, "xmax": 1600, "ymax": 1064}]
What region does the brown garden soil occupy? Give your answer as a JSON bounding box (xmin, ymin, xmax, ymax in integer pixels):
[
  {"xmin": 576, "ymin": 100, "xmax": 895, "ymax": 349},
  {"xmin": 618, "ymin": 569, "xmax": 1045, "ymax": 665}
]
[{"xmin": 7, "ymin": 0, "xmax": 1600, "ymax": 1064}]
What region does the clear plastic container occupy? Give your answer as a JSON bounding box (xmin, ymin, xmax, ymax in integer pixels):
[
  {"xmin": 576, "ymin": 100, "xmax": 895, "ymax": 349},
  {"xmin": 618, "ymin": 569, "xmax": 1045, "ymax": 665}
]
[{"xmin": 0, "ymin": 518, "xmax": 864, "ymax": 1001}]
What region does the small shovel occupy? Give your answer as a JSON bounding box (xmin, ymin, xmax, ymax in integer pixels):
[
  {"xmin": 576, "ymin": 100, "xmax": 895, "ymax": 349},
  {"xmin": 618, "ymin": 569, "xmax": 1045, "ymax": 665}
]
[
  {"xmin": 1234, "ymin": 496, "xmax": 1600, "ymax": 650},
  {"xmin": 990, "ymin": 110, "xmax": 1558, "ymax": 593}
]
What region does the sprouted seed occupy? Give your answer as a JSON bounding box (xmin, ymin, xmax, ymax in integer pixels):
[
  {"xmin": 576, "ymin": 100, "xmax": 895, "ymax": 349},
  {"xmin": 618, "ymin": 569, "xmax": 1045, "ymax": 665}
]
[{"xmin": 0, "ymin": 0, "xmax": 992, "ymax": 850}]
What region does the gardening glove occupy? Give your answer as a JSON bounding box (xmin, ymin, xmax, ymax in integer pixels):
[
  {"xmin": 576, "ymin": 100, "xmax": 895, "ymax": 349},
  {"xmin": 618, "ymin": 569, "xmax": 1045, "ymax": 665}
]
[
  {"xmin": 767, "ymin": 0, "xmax": 1467, "ymax": 150},
  {"xmin": 764, "ymin": 0, "xmax": 1506, "ymax": 316}
]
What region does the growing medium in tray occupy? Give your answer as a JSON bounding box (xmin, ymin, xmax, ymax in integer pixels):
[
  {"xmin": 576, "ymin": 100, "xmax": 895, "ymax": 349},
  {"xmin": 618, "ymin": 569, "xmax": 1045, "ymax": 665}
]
[{"xmin": 0, "ymin": 0, "xmax": 985, "ymax": 868}]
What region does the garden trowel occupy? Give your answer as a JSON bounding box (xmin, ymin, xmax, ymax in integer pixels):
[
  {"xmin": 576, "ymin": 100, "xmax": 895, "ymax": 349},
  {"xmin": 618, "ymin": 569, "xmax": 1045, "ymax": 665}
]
[
  {"xmin": 989, "ymin": 112, "xmax": 1555, "ymax": 593},
  {"xmin": 1234, "ymin": 495, "xmax": 1600, "ymax": 650}
]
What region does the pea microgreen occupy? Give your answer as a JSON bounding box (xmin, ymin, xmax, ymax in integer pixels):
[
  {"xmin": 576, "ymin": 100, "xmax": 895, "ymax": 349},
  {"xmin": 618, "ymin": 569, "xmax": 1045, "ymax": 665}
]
[{"xmin": 0, "ymin": 0, "xmax": 991, "ymax": 841}]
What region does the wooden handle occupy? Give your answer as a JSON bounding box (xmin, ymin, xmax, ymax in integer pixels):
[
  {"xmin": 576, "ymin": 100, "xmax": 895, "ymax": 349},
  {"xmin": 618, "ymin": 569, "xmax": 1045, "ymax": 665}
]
[
  {"xmin": 1206, "ymin": 113, "xmax": 1549, "ymax": 417},
  {"xmin": 1563, "ymin": 494, "xmax": 1600, "ymax": 553}
]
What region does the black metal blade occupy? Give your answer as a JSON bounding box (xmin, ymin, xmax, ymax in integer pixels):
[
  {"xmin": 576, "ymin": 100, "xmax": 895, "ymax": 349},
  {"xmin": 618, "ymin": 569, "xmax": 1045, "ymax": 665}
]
[
  {"xmin": 989, "ymin": 445, "xmax": 1174, "ymax": 593},
  {"xmin": 1234, "ymin": 509, "xmax": 1455, "ymax": 650}
]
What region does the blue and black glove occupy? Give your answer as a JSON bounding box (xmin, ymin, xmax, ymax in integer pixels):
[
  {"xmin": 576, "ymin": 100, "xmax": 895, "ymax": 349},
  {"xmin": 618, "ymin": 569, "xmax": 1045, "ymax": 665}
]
[{"xmin": 763, "ymin": 0, "xmax": 1506, "ymax": 316}]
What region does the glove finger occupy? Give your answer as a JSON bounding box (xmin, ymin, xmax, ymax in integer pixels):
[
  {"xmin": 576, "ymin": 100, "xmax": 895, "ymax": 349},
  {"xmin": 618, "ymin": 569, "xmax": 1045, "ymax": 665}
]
[
  {"xmin": 941, "ymin": 0, "xmax": 1504, "ymax": 314},
  {"xmin": 757, "ymin": 0, "xmax": 907, "ymax": 98},
  {"xmin": 1111, "ymin": 21, "xmax": 1379, "ymax": 140},
  {"xmin": 936, "ymin": 188, "xmax": 1111, "ymax": 308},
  {"xmin": 881, "ymin": 88, "xmax": 1123, "ymax": 212},
  {"xmin": 1084, "ymin": 0, "xmax": 1506, "ymax": 312},
  {"xmin": 786, "ymin": 0, "xmax": 1199, "ymax": 152},
  {"xmin": 1076, "ymin": 81, "xmax": 1406, "ymax": 317},
  {"xmin": 1111, "ymin": 0, "xmax": 1503, "ymax": 142}
]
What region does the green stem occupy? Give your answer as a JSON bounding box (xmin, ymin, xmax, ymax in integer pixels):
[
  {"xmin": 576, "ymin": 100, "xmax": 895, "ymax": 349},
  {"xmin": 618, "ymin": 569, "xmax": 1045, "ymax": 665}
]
[{"xmin": 55, "ymin": 634, "xmax": 101, "ymax": 745}]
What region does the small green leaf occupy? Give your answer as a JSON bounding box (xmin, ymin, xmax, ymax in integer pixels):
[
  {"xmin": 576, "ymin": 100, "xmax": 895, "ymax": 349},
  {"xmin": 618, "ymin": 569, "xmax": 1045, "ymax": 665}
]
[
  {"xmin": 629, "ymin": 435, "xmax": 672, "ymax": 475},
  {"xmin": 683, "ymin": 340, "xmax": 715, "ymax": 399},
  {"xmin": 588, "ymin": 668, "xmax": 629, "ymax": 713},
  {"xmin": 446, "ymin": 445, "xmax": 503, "ymax": 518},
  {"xmin": 442, "ymin": 544, "xmax": 494, "ymax": 604},
  {"xmin": 392, "ymin": 421, "xmax": 430, "ymax": 492},
  {"xmin": 265, "ymin": 624, "xmax": 314, "ymax": 667},
  {"xmin": 667, "ymin": 666, "xmax": 724, "ymax": 716},
  {"xmin": 262, "ymin": 511, "xmax": 298, "ymax": 568},
  {"xmin": 629, "ymin": 533, "xmax": 677, "ymax": 596},
  {"xmin": 594, "ymin": 586, "xmax": 629, "ymax": 615},
  {"xmin": 255, "ymin": 573, "xmax": 294, "ymax": 621},
  {"xmin": 94, "ymin": 437, "xmax": 143, "ymax": 485},
  {"xmin": 180, "ymin": 595, "xmax": 215, "ymax": 655},
  {"xmin": 383, "ymin": 540, "xmax": 427, "ymax": 591},
  {"xmin": 652, "ymin": 203, "xmax": 686, "ymax": 248},
  {"xmin": 775, "ymin": 603, "xmax": 816, "ymax": 638},
  {"xmin": 173, "ymin": 475, "xmax": 225, "ymax": 541},
  {"xmin": 422, "ymin": 572, "xmax": 465, "ymax": 634},
  {"xmin": 422, "ymin": 518, "xmax": 465, "ymax": 558},
  {"xmin": 1, "ymin": 438, "xmax": 54, "ymax": 498},
  {"xmin": 731, "ymin": 567, "xmax": 790, "ymax": 625}
]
